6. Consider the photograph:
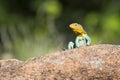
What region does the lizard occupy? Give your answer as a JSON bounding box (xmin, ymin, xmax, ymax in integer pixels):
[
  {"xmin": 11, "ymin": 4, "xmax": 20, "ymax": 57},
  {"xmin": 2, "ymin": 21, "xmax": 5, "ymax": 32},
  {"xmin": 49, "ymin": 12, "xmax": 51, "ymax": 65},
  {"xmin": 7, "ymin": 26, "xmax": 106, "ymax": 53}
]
[{"xmin": 69, "ymin": 23, "xmax": 91, "ymax": 48}]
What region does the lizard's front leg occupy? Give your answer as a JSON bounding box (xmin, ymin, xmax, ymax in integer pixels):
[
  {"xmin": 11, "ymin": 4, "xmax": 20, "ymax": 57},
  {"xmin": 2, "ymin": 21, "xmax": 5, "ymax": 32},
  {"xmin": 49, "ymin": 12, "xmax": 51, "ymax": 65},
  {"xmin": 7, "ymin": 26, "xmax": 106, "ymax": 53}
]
[
  {"xmin": 83, "ymin": 34, "xmax": 91, "ymax": 46},
  {"xmin": 67, "ymin": 41, "xmax": 74, "ymax": 50}
]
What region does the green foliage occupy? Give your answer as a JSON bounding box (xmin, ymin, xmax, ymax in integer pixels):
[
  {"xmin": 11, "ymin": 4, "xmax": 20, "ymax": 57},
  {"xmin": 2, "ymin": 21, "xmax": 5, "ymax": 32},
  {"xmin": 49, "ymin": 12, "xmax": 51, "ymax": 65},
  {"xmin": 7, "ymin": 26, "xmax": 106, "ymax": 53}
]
[
  {"xmin": 85, "ymin": 12, "xmax": 99, "ymax": 29},
  {"xmin": 43, "ymin": 0, "xmax": 62, "ymax": 17}
]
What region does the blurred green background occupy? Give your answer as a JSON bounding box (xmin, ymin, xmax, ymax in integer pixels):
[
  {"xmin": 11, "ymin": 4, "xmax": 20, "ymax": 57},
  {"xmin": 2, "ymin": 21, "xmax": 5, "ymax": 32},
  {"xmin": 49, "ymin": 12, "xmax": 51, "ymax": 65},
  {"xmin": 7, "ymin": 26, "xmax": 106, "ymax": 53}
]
[{"xmin": 0, "ymin": 0, "xmax": 120, "ymax": 60}]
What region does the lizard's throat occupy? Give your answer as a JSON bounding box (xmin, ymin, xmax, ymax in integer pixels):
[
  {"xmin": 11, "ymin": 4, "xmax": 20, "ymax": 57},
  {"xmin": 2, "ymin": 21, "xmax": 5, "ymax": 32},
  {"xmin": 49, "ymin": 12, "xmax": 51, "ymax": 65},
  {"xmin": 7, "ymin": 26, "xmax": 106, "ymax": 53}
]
[{"xmin": 73, "ymin": 30, "xmax": 86, "ymax": 36}]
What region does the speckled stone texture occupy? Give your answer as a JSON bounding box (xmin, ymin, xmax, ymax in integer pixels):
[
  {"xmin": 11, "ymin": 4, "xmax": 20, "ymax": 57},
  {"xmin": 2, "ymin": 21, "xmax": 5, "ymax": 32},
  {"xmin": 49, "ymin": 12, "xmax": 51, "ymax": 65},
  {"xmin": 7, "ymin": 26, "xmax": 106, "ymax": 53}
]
[{"xmin": 0, "ymin": 44, "xmax": 120, "ymax": 80}]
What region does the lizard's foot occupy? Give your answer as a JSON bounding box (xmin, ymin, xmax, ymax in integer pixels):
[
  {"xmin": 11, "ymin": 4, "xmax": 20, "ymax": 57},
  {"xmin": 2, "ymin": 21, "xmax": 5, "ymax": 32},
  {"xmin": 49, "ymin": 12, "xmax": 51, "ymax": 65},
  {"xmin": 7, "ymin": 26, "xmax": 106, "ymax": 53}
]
[{"xmin": 67, "ymin": 41, "xmax": 74, "ymax": 50}]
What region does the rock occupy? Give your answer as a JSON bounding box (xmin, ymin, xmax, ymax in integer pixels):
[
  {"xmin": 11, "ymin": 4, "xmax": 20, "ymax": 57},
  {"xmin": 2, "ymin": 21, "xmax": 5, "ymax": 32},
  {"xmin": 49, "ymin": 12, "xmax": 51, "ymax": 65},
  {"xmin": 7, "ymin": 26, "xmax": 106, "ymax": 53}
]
[{"xmin": 0, "ymin": 44, "xmax": 120, "ymax": 79}]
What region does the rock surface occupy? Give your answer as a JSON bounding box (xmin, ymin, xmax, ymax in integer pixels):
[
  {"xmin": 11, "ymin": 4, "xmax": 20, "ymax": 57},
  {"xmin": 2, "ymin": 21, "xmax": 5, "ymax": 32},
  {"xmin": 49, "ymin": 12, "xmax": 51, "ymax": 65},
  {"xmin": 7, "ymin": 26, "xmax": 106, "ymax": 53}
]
[{"xmin": 0, "ymin": 44, "xmax": 120, "ymax": 80}]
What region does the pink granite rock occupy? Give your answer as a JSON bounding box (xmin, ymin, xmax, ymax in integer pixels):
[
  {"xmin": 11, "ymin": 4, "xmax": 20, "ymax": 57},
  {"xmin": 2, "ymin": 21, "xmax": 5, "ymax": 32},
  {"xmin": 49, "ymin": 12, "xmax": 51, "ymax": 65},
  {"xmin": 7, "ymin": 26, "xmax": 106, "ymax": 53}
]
[{"xmin": 0, "ymin": 44, "xmax": 120, "ymax": 79}]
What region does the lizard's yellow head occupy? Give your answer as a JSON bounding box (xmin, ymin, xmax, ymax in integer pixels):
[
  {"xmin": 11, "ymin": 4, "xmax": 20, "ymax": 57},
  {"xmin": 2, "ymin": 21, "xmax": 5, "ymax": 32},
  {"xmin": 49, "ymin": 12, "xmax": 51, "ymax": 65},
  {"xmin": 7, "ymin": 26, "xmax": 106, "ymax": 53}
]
[{"xmin": 69, "ymin": 23, "xmax": 86, "ymax": 36}]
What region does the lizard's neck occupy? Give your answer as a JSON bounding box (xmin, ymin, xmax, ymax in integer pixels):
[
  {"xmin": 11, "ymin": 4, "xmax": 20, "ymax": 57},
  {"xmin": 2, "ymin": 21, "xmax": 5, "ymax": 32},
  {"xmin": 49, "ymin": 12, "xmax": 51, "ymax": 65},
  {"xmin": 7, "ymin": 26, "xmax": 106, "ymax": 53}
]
[{"xmin": 77, "ymin": 32, "xmax": 87, "ymax": 36}]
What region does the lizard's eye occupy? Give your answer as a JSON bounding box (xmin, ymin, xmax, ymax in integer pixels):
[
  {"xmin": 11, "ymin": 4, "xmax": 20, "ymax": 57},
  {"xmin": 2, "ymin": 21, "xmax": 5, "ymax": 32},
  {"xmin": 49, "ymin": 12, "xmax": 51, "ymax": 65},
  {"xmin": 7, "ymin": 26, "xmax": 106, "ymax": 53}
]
[{"xmin": 74, "ymin": 23, "xmax": 78, "ymax": 26}]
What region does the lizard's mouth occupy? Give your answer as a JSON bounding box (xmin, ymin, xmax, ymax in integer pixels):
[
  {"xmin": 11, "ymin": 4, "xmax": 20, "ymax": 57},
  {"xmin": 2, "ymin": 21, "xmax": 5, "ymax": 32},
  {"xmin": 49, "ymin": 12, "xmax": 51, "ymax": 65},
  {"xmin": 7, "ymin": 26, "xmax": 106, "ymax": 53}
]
[
  {"xmin": 69, "ymin": 25, "xmax": 74, "ymax": 29},
  {"xmin": 73, "ymin": 29, "xmax": 82, "ymax": 33},
  {"xmin": 73, "ymin": 30, "xmax": 82, "ymax": 35}
]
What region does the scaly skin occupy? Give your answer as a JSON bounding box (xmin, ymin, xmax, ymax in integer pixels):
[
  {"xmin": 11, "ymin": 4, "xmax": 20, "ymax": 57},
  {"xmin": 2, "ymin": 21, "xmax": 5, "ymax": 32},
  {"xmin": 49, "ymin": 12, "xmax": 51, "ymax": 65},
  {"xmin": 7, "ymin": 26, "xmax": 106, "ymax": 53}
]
[
  {"xmin": 75, "ymin": 36, "xmax": 86, "ymax": 47},
  {"xmin": 69, "ymin": 23, "xmax": 91, "ymax": 48}
]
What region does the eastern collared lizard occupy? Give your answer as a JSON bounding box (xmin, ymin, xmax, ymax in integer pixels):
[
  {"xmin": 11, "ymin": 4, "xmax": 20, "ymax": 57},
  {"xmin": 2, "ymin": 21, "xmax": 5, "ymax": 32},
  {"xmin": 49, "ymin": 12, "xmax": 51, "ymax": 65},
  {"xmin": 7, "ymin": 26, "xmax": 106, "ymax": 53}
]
[{"xmin": 68, "ymin": 23, "xmax": 91, "ymax": 49}]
